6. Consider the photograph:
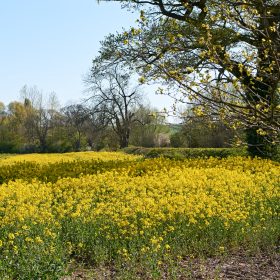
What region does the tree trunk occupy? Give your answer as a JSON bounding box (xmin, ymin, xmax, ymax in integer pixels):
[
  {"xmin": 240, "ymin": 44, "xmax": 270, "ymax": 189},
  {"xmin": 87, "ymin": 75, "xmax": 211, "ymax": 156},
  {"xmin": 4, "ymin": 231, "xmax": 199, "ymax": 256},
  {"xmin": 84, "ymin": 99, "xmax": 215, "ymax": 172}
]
[
  {"xmin": 119, "ymin": 137, "xmax": 129, "ymax": 148},
  {"xmin": 245, "ymin": 77, "xmax": 278, "ymax": 159},
  {"xmin": 246, "ymin": 14, "xmax": 280, "ymax": 159},
  {"xmin": 39, "ymin": 137, "xmax": 47, "ymax": 153},
  {"xmin": 119, "ymin": 129, "xmax": 130, "ymax": 148},
  {"xmin": 76, "ymin": 131, "xmax": 81, "ymax": 151}
]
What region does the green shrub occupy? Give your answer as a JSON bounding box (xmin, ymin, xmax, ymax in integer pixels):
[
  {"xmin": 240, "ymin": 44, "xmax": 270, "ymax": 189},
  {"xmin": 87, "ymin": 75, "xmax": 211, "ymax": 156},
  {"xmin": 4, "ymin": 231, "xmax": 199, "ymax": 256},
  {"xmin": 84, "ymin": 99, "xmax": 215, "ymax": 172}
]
[{"xmin": 123, "ymin": 147, "xmax": 248, "ymax": 159}]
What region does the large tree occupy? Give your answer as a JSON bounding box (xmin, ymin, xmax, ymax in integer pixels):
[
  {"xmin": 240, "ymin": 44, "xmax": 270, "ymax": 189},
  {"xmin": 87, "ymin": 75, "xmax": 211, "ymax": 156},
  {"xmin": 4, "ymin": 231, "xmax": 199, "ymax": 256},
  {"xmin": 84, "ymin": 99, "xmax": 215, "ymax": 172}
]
[
  {"xmin": 96, "ymin": 0, "xmax": 280, "ymax": 157},
  {"xmin": 86, "ymin": 64, "xmax": 142, "ymax": 148}
]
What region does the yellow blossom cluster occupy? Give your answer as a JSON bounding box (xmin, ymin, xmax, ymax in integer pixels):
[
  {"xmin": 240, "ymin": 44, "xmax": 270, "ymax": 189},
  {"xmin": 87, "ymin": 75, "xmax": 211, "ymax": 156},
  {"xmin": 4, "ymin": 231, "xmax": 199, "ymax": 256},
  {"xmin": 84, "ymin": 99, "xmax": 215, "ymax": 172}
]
[{"xmin": 0, "ymin": 156, "xmax": 279, "ymax": 231}]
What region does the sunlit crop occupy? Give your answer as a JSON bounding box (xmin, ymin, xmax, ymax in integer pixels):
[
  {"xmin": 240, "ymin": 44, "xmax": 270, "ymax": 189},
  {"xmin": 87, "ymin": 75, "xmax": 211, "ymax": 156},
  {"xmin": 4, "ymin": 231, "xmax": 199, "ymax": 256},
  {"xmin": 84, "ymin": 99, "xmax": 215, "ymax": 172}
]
[
  {"xmin": 0, "ymin": 154, "xmax": 279, "ymax": 279},
  {"xmin": 0, "ymin": 151, "xmax": 141, "ymax": 165}
]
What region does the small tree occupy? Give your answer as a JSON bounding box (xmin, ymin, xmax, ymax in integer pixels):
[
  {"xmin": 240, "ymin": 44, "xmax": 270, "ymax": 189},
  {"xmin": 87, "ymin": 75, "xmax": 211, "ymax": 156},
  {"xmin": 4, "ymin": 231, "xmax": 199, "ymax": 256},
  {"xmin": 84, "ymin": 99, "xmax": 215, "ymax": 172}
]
[
  {"xmin": 62, "ymin": 104, "xmax": 89, "ymax": 151},
  {"xmin": 20, "ymin": 85, "xmax": 60, "ymax": 152},
  {"xmin": 83, "ymin": 106, "xmax": 110, "ymax": 150},
  {"xmin": 130, "ymin": 105, "xmax": 169, "ymax": 147}
]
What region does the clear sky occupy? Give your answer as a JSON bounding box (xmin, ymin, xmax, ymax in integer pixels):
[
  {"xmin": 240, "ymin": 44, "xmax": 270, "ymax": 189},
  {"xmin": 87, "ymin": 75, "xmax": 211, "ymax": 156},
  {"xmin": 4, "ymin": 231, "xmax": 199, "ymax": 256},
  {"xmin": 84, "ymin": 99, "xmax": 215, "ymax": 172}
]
[{"xmin": 0, "ymin": 0, "xmax": 173, "ymax": 111}]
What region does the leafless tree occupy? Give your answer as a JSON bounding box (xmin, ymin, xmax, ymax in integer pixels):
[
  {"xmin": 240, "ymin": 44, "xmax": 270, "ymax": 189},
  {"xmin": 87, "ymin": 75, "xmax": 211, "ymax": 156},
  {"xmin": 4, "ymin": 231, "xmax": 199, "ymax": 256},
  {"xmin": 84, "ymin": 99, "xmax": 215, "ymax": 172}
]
[
  {"xmin": 85, "ymin": 64, "xmax": 143, "ymax": 148},
  {"xmin": 20, "ymin": 85, "xmax": 60, "ymax": 152}
]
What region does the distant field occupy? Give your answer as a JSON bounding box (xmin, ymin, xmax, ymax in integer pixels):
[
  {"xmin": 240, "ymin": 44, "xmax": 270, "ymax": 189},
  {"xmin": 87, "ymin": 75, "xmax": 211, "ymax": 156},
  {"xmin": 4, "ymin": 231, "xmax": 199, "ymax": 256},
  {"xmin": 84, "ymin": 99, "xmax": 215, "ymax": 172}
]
[
  {"xmin": 0, "ymin": 151, "xmax": 141, "ymax": 165},
  {"xmin": 0, "ymin": 154, "xmax": 15, "ymax": 160},
  {"xmin": 0, "ymin": 152, "xmax": 279, "ymax": 279}
]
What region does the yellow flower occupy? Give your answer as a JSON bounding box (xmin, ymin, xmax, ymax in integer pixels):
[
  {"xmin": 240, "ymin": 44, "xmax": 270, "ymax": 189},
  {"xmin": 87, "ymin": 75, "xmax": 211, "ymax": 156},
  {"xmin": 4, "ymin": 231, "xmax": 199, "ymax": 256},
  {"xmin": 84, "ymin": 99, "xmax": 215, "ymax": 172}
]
[
  {"xmin": 219, "ymin": 246, "xmax": 225, "ymax": 253},
  {"xmin": 165, "ymin": 244, "xmax": 171, "ymax": 250},
  {"xmin": 35, "ymin": 236, "xmax": 43, "ymax": 244},
  {"xmin": 25, "ymin": 237, "xmax": 33, "ymax": 242},
  {"xmin": 8, "ymin": 233, "xmax": 15, "ymax": 240}
]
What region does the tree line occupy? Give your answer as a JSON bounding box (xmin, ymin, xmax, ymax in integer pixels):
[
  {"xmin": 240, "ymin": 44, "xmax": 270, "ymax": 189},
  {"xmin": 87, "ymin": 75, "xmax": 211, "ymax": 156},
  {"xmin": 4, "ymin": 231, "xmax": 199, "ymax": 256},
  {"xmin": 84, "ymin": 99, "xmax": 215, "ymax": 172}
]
[
  {"xmin": 3, "ymin": 0, "xmax": 279, "ymax": 156},
  {"xmin": 0, "ymin": 86, "xmax": 160, "ymax": 153},
  {"xmin": 0, "ymin": 81, "xmax": 237, "ymax": 153}
]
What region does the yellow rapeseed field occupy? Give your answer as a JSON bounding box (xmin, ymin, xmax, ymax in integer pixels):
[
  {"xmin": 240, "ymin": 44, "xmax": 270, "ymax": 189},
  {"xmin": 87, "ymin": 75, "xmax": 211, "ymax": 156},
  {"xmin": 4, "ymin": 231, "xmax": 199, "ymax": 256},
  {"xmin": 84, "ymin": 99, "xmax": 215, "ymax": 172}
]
[
  {"xmin": 0, "ymin": 153, "xmax": 279, "ymax": 279},
  {"xmin": 0, "ymin": 151, "xmax": 141, "ymax": 165}
]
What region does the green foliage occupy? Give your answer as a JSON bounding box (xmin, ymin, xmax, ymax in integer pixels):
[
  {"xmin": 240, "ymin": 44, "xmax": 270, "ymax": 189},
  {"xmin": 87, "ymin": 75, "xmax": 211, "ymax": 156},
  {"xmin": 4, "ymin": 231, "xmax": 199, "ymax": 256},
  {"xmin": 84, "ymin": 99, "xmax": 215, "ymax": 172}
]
[
  {"xmin": 175, "ymin": 117, "xmax": 236, "ymax": 148},
  {"xmin": 246, "ymin": 127, "xmax": 280, "ymax": 161},
  {"xmin": 170, "ymin": 132, "xmax": 186, "ymax": 148},
  {"xmin": 0, "ymin": 223, "xmax": 66, "ymax": 280},
  {"xmin": 95, "ymin": 0, "xmax": 280, "ymax": 158},
  {"xmin": 123, "ymin": 147, "xmax": 248, "ymax": 159}
]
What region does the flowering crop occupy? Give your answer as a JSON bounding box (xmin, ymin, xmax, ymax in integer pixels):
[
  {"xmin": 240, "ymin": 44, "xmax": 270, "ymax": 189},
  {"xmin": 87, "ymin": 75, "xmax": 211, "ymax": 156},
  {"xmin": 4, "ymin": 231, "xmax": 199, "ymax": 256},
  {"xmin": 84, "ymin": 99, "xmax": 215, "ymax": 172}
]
[
  {"xmin": 0, "ymin": 154, "xmax": 279, "ymax": 279},
  {"xmin": 0, "ymin": 151, "xmax": 141, "ymax": 165}
]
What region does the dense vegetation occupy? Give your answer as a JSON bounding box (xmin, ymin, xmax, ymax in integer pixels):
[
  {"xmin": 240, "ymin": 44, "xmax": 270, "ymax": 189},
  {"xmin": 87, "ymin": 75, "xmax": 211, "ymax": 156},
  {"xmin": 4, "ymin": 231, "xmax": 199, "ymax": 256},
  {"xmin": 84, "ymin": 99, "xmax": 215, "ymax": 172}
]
[
  {"xmin": 1, "ymin": 0, "xmax": 280, "ymax": 278},
  {"xmin": 0, "ymin": 152, "xmax": 279, "ymax": 279},
  {"xmin": 96, "ymin": 0, "xmax": 280, "ymax": 158},
  {"xmin": 0, "ymin": 96, "xmax": 239, "ymax": 154},
  {"xmin": 123, "ymin": 147, "xmax": 249, "ymax": 159}
]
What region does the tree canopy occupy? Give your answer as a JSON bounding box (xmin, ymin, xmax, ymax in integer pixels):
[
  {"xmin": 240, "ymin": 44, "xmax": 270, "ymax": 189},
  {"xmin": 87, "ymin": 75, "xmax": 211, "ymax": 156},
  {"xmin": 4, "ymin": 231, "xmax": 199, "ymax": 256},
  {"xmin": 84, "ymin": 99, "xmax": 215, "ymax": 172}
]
[{"xmin": 96, "ymin": 0, "xmax": 280, "ymax": 157}]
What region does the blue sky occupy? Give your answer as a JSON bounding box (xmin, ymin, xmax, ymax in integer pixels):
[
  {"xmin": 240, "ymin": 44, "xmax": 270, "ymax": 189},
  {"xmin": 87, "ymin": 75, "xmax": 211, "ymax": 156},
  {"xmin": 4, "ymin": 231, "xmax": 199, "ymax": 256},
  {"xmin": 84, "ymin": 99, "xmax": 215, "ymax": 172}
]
[{"xmin": 0, "ymin": 0, "xmax": 173, "ymax": 110}]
